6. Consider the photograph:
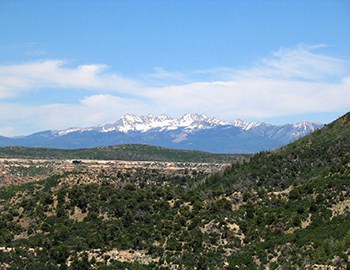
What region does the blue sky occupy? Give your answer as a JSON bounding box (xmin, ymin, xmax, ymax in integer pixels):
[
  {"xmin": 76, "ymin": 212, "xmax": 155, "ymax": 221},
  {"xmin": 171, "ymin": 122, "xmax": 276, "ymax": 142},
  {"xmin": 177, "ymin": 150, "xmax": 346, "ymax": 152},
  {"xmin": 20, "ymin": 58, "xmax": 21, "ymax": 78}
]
[{"xmin": 0, "ymin": 0, "xmax": 350, "ymax": 136}]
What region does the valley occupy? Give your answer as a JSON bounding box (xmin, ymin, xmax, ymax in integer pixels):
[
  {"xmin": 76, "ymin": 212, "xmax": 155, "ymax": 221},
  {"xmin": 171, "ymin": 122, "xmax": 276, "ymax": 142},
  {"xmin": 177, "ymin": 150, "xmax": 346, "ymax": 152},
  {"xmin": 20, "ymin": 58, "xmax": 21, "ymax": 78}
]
[
  {"xmin": 0, "ymin": 157, "xmax": 228, "ymax": 187},
  {"xmin": 0, "ymin": 112, "xmax": 349, "ymax": 269}
]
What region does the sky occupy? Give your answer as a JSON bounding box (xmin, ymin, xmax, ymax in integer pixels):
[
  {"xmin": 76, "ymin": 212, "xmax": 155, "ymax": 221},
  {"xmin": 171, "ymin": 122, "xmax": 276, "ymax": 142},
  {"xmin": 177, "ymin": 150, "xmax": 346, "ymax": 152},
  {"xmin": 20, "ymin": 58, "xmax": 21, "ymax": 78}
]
[{"xmin": 0, "ymin": 0, "xmax": 350, "ymax": 136}]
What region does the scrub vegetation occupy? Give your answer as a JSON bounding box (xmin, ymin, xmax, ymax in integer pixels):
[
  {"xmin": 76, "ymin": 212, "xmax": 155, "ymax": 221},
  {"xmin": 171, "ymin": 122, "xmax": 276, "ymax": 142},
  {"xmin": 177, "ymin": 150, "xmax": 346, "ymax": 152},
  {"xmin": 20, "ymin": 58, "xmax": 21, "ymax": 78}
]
[{"xmin": 0, "ymin": 113, "xmax": 349, "ymax": 269}]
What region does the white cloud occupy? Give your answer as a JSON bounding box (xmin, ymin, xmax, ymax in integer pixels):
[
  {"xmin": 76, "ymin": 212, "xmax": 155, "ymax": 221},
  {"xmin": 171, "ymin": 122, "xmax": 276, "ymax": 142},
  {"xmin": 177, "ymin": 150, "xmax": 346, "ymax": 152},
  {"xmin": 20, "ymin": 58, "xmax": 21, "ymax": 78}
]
[
  {"xmin": 235, "ymin": 44, "xmax": 348, "ymax": 81},
  {"xmin": 0, "ymin": 44, "xmax": 349, "ymax": 136},
  {"xmin": 142, "ymin": 45, "xmax": 350, "ymax": 119},
  {"xmin": 0, "ymin": 126, "xmax": 16, "ymax": 137},
  {"xmin": 36, "ymin": 95, "xmax": 150, "ymax": 130},
  {"xmin": 143, "ymin": 77, "xmax": 350, "ymax": 120},
  {"xmin": 0, "ymin": 94, "xmax": 151, "ymax": 135},
  {"xmin": 145, "ymin": 67, "xmax": 187, "ymax": 81},
  {"xmin": 0, "ymin": 60, "xmax": 141, "ymax": 99}
]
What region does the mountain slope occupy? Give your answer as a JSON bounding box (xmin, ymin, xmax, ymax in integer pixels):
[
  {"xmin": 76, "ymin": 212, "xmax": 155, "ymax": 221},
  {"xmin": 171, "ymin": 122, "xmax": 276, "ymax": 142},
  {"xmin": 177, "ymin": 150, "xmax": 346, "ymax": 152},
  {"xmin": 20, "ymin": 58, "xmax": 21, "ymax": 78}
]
[
  {"xmin": 0, "ymin": 112, "xmax": 348, "ymax": 269},
  {"xmin": 202, "ymin": 111, "xmax": 349, "ymax": 193},
  {"xmin": 194, "ymin": 111, "xmax": 350, "ymax": 267},
  {"xmin": 0, "ymin": 113, "xmax": 323, "ymax": 153}
]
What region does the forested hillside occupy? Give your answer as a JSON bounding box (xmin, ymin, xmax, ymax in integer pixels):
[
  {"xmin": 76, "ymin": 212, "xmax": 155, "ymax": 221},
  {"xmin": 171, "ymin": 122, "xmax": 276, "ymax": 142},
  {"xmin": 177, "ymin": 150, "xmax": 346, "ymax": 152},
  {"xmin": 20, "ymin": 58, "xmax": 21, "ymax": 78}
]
[{"xmin": 0, "ymin": 113, "xmax": 349, "ymax": 269}]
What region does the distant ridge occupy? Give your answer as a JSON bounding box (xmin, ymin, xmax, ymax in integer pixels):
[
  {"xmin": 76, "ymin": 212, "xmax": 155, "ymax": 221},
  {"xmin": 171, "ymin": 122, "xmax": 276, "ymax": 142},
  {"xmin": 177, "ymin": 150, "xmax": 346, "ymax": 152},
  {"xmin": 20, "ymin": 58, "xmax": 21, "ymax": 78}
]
[
  {"xmin": 0, "ymin": 113, "xmax": 323, "ymax": 153},
  {"xmin": 0, "ymin": 144, "xmax": 247, "ymax": 163}
]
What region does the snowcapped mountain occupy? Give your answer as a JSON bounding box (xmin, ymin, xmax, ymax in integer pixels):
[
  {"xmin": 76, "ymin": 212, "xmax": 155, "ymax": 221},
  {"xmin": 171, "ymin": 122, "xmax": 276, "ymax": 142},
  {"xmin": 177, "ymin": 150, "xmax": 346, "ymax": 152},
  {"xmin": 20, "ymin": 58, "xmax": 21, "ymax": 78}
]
[
  {"xmin": 57, "ymin": 113, "xmax": 230, "ymax": 134},
  {"xmin": 290, "ymin": 122, "xmax": 320, "ymax": 138},
  {"xmin": 232, "ymin": 119, "xmax": 268, "ymax": 130},
  {"xmin": 0, "ymin": 113, "xmax": 324, "ymax": 153}
]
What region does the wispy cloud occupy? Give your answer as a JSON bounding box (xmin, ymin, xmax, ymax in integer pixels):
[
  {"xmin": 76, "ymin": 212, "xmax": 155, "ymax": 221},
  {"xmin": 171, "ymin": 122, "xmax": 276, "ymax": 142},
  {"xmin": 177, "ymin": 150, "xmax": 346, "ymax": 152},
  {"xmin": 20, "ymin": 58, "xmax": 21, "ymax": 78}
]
[
  {"xmin": 142, "ymin": 44, "xmax": 350, "ymax": 119},
  {"xmin": 0, "ymin": 44, "xmax": 349, "ymax": 136},
  {"xmin": 143, "ymin": 67, "xmax": 187, "ymax": 84},
  {"xmin": 38, "ymin": 94, "xmax": 149, "ymax": 129},
  {"xmin": 241, "ymin": 44, "xmax": 348, "ymax": 81},
  {"xmin": 0, "ymin": 60, "xmax": 141, "ymax": 99},
  {"xmin": 0, "ymin": 95, "xmax": 149, "ymax": 136}
]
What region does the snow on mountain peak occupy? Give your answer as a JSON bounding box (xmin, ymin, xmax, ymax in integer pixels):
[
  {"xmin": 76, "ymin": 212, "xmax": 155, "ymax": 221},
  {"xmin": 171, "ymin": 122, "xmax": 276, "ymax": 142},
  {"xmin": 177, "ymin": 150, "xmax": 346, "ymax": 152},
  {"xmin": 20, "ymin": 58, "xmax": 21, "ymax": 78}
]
[
  {"xmin": 113, "ymin": 114, "xmax": 171, "ymax": 132},
  {"xmin": 55, "ymin": 113, "xmax": 323, "ymax": 137},
  {"xmin": 286, "ymin": 121, "xmax": 323, "ymax": 139},
  {"xmin": 179, "ymin": 113, "xmax": 207, "ymax": 126},
  {"xmin": 233, "ymin": 119, "xmax": 247, "ymax": 128},
  {"xmin": 293, "ymin": 121, "xmax": 316, "ymax": 131},
  {"xmin": 233, "ymin": 119, "xmax": 265, "ymax": 130},
  {"xmin": 107, "ymin": 113, "xmax": 228, "ymax": 133}
]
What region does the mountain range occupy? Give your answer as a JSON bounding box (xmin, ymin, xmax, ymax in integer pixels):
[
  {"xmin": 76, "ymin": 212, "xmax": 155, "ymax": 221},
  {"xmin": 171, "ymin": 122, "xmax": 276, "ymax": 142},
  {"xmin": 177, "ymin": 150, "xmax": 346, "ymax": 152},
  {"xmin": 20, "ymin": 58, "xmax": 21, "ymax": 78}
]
[{"xmin": 0, "ymin": 113, "xmax": 323, "ymax": 153}]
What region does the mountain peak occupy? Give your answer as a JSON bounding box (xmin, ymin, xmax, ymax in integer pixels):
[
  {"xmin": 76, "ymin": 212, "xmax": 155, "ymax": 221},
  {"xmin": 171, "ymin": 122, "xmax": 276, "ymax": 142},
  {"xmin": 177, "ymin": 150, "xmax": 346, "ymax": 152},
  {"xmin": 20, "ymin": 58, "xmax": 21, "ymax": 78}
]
[
  {"xmin": 179, "ymin": 113, "xmax": 208, "ymax": 125},
  {"xmin": 233, "ymin": 119, "xmax": 265, "ymax": 130},
  {"xmin": 110, "ymin": 113, "xmax": 226, "ymax": 133},
  {"xmin": 182, "ymin": 113, "xmax": 207, "ymax": 119}
]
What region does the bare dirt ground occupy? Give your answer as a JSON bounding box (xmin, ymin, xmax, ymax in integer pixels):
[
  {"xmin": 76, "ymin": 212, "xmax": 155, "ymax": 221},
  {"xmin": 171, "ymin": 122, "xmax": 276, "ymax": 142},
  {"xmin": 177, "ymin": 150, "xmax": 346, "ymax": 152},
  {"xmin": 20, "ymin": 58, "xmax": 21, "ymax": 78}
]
[{"xmin": 0, "ymin": 158, "xmax": 229, "ymax": 187}]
